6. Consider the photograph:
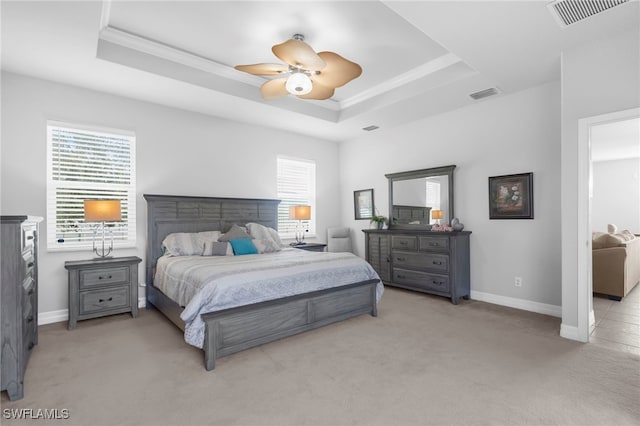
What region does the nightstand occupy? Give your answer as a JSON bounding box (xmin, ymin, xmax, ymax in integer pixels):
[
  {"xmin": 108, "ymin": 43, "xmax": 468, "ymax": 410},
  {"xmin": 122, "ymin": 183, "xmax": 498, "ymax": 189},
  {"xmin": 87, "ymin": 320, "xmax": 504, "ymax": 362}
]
[
  {"xmin": 65, "ymin": 256, "xmax": 142, "ymax": 329},
  {"xmin": 292, "ymin": 243, "xmax": 327, "ymax": 252}
]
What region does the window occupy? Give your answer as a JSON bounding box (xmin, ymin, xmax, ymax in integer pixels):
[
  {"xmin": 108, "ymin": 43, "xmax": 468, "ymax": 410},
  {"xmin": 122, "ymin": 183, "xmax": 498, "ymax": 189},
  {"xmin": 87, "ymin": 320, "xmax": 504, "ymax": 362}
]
[
  {"xmin": 277, "ymin": 156, "xmax": 316, "ymax": 239},
  {"xmin": 46, "ymin": 121, "xmax": 136, "ymax": 251}
]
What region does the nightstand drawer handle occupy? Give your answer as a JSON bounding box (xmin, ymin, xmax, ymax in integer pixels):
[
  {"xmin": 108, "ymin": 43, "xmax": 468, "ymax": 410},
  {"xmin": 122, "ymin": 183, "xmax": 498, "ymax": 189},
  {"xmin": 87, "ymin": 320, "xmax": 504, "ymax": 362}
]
[
  {"xmin": 432, "ymin": 280, "xmax": 444, "ymax": 285},
  {"xmin": 429, "ymin": 242, "xmax": 438, "ymax": 247},
  {"xmin": 28, "ymin": 289, "xmax": 34, "ymax": 296},
  {"xmin": 27, "ymin": 315, "xmax": 34, "ymax": 323},
  {"xmin": 98, "ymin": 297, "xmax": 114, "ymax": 303},
  {"xmin": 27, "ymin": 262, "xmax": 34, "ymax": 268},
  {"xmin": 399, "ymin": 241, "xmax": 407, "ymax": 245},
  {"xmin": 98, "ymin": 275, "xmax": 113, "ymax": 280},
  {"xmin": 28, "ymin": 342, "xmax": 34, "ymax": 350},
  {"xmin": 396, "ymin": 257, "xmax": 406, "ymax": 261},
  {"xmin": 432, "ymin": 261, "xmax": 443, "ymax": 265},
  {"xmin": 397, "ymin": 274, "xmax": 406, "ymax": 279},
  {"xmin": 27, "ymin": 235, "xmax": 34, "ymax": 240}
]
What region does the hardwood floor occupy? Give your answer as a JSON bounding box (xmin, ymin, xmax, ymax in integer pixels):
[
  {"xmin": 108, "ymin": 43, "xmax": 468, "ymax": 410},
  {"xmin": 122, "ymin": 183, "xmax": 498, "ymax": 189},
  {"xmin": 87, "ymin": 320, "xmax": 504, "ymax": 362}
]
[{"xmin": 591, "ymin": 284, "xmax": 640, "ymax": 355}]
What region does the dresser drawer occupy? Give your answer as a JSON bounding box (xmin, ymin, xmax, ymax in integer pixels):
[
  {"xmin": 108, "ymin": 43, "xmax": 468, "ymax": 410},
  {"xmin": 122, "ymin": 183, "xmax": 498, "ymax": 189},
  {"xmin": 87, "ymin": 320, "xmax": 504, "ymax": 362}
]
[
  {"xmin": 392, "ymin": 236, "xmax": 417, "ymax": 251},
  {"xmin": 79, "ymin": 286, "xmax": 130, "ymax": 315},
  {"xmin": 393, "ymin": 268, "xmax": 450, "ymax": 293},
  {"xmin": 393, "ymin": 251, "xmax": 449, "ymax": 273},
  {"xmin": 80, "ymin": 267, "xmax": 129, "ymax": 289},
  {"xmin": 419, "ymin": 236, "xmax": 449, "ymax": 251}
]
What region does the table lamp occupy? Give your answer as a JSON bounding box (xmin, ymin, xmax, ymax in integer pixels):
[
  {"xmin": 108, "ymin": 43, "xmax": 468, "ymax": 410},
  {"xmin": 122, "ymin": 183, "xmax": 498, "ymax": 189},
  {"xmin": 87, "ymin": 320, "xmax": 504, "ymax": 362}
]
[
  {"xmin": 289, "ymin": 205, "xmax": 311, "ymax": 245},
  {"xmin": 432, "ymin": 209, "xmax": 443, "ymax": 225},
  {"xmin": 84, "ymin": 199, "xmax": 122, "ymax": 258}
]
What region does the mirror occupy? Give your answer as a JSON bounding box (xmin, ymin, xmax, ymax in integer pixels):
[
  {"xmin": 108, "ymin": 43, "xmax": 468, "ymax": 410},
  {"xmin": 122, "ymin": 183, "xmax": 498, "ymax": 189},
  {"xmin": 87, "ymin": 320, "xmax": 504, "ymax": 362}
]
[{"xmin": 386, "ymin": 165, "xmax": 456, "ymax": 230}]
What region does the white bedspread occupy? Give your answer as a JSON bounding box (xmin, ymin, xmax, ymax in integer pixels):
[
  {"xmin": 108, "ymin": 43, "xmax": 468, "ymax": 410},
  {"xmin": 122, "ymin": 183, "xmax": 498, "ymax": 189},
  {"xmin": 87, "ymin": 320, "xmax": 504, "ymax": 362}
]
[{"xmin": 154, "ymin": 248, "xmax": 383, "ymax": 348}]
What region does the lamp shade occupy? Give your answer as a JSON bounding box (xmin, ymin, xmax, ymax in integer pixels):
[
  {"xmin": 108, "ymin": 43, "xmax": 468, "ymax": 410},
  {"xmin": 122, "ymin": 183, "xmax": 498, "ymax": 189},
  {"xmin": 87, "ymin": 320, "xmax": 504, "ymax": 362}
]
[
  {"xmin": 289, "ymin": 205, "xmax": 311, "ymax": 220},
  {"xmin": 432, "ymin": 210, "xmax": 443, "ymax": 220},
  {"xmin": 84, "ymin": 199, "xmax": 122, "ymax": 222}
]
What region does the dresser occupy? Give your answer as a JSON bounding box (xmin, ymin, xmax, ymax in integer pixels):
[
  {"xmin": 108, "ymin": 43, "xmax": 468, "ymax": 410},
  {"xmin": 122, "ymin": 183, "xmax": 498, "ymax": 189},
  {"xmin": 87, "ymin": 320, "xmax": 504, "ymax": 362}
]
[
  {"xmin": 363, "ymin": 229, "xmax": 471, "ymax": 304},
  {"xmin": 1, "ymin": 216, "xmax": 42, "ymax": 401},
  {"xmin": 65, "ymin": 256, "xmax": 142, "ymax": 329}
]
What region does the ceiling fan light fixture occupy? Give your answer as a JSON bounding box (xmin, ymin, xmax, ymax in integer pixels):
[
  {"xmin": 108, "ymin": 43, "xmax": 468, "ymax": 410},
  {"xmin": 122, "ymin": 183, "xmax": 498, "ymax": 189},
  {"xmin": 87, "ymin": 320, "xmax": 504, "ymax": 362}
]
[{"xmin": 286, "ymin": 72, "xmax": 312, "ymax": 95}]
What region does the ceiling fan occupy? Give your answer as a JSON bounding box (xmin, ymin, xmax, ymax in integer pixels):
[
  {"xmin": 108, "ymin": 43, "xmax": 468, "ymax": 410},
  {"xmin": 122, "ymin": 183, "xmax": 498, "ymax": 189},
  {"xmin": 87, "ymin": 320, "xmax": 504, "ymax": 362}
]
[{"xmin": 234, "ymin": 34, "xmax": 362, "ymax": 101}]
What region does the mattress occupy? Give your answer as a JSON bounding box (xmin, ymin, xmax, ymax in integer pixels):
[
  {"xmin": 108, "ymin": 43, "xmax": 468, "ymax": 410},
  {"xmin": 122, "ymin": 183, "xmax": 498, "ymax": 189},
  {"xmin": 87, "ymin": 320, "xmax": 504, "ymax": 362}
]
[{"xmin": 154, "ymin": 248, "xmax": 383, "ymax": 347}]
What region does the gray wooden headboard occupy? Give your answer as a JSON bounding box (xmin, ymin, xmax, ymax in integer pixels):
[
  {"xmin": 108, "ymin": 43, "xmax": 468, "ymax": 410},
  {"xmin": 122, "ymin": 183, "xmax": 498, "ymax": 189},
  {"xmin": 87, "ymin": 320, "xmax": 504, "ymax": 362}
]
[{"xmin": 143, "ymin": 194, "xmax": 280, "ymax": 285}]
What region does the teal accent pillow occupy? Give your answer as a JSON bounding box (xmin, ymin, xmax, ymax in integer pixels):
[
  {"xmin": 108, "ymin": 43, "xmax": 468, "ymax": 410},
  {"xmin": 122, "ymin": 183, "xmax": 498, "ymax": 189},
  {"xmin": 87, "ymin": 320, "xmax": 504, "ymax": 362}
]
[{"xmin": 229, "ymin": 238, "xmax": 258, "ymax": 255}]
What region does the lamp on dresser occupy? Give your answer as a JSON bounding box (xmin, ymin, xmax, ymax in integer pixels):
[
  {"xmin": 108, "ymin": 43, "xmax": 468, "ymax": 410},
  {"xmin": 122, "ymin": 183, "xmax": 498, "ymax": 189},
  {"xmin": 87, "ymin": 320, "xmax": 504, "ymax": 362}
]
[
  {"xmin": 431, "ymin": 209, "xmax": 443, "ymax": 225},
  {"xmin": 84, "ymin": 199, "xmax": 121, "ymax": 258},
  {"xmin": 289, "ymin": 205, "xmax": 311, "ymax": 245}
]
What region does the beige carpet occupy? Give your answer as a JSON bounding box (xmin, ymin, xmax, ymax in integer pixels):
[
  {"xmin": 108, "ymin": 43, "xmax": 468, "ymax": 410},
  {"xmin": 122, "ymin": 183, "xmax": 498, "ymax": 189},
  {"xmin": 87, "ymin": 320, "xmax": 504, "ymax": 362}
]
[{"xmin": 2, "ymin": 287, "xmax": 639, "ymax": 426}]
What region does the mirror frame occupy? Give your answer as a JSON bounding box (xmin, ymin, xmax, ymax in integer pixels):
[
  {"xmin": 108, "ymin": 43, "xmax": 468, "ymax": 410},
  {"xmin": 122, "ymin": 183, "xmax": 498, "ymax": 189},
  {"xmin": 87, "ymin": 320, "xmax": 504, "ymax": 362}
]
[{"xmin": 386, "ymin": 165, "xmax": 456, "ymax": 230}]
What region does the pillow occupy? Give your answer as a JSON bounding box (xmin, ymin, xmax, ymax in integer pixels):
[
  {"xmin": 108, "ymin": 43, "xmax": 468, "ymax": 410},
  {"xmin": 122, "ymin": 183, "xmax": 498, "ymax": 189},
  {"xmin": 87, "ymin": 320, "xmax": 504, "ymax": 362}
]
[
  {"xmin": 246, "ymin": 222, "xmax": 283, "ymax": 249},
  {"xmin": 607, "ymin": 224, "xmax": 618, "ymax": 234},
  {"xmin": 253, "ymin": 238, "xmax": 281, "ymax": 254},
  {"xmin": 218, "ymin": 224, "xmax": 252, "ymax": 242},
  {"xmin": 203, "ymin": 241, "xmax": 232, "ymax": 256},
  {"xmin": 592, "ymin": 232, "xmax": 626, "ymax": 249},
  {"xmin": 619, "ymin": 230, "xmax": 636, "ymax": 241},
  {"xmin": 229, "ymin": 238, "xmax": 258, "ymax": 255},
  {"xmin": 162, "ymin": 233, "xmax": 205, "ymax": 256}
]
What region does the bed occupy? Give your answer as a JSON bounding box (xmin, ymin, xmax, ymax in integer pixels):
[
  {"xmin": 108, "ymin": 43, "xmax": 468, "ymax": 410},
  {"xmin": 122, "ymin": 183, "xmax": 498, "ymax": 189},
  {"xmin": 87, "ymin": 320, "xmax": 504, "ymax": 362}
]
[{"xmin": 144, "ymin": 194, "xmax": 382, "ymax": 370}]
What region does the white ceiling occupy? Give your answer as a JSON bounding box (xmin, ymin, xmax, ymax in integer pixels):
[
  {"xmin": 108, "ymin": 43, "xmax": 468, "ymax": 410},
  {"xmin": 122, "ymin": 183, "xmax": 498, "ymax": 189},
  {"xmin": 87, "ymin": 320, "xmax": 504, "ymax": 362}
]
[{"xmin": 2, "ymin": 0, "xmax": 639, "ymax": 142}]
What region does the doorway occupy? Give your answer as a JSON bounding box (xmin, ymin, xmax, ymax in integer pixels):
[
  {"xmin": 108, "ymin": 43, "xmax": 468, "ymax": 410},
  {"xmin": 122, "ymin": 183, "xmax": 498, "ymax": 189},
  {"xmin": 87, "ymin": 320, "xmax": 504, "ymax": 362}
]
[{"xmin": 577, "ymin": 107, "xmax": 640, "ymax": 343}]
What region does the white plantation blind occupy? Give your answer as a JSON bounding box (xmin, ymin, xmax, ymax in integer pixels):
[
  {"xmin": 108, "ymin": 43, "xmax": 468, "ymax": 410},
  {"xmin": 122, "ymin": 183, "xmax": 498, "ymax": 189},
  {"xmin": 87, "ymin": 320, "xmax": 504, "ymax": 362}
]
[
  {"xmin": 46, "ymin": 122, "xmax": 136, "ymax": 250},
  {"xmin": 277, "ymin": 156, "xmax": 316, "ymax": 239}
]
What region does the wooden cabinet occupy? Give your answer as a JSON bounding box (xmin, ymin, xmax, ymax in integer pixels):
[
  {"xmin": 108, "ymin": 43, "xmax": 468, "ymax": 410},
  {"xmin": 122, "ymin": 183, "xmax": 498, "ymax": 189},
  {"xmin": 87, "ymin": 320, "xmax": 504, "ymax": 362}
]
[
  {"xmin": 363, "ymin": 229, "xmax": 470, "ymax": 304},
  {"xmin": 65, "ymin": 256, "xmax": 142, "ymax": 329},
  {"xmin": 1, "ymin": 216, "xmax": 42, "ymax": 401}
]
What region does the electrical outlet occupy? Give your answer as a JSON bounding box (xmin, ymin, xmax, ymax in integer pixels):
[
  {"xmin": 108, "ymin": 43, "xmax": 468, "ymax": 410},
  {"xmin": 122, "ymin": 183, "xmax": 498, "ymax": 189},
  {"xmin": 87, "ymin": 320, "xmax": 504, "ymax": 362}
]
[{"xmin": 515, "ymin": 276, "xmax": 523, "ymax": 287}]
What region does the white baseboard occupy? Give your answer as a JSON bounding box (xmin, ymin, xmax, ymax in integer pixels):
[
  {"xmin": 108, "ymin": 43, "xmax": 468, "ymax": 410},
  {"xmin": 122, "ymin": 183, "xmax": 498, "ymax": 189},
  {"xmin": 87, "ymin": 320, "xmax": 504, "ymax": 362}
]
[
  {"xmin": 470, "ymin": 290, "xmax": 562, "ymax": 318},
  {"xmin": 38, "ymin": 309, "xmax": 68, "ymax": 325},
  {"xmin": 560, "ymin": 323, "xmax": 586, "ymax": 342},
  {"xmin": 38, "ymin": 297, "xmax": 147, "ymax": 325}
]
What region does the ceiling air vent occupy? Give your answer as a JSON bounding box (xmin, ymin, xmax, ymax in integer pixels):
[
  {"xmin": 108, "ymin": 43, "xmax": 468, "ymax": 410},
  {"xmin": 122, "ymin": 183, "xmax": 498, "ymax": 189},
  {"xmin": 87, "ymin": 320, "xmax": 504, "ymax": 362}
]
[
  {"xmin": 547, "ymin": 0, "xmax": 629, "ymax": 27},
  {"xmin": 469, "ymin": 88, "xmax": 499, "ymax": 101},
  {"xmin": 362, "ymin": 125, "xmax": 379, "ymax": 132}
]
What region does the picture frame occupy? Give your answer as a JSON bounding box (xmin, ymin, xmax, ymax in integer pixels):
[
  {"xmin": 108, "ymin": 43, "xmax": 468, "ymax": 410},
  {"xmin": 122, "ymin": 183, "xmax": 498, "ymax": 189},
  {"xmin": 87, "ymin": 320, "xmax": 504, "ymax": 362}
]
[
  {"xmin": 488, "ymin": 172, "xmax": 534, "ymax": 219},
  {"xmin": 354, "ymin": 189, "xmax": 374, "ymax": 220}
]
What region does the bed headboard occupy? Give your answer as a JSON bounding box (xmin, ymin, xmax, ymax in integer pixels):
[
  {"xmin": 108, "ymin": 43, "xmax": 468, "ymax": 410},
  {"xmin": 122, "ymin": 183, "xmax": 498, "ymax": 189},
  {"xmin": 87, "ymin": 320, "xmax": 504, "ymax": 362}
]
[{"xmin": 143, "ymin": 194, "xmax": 280, "ymax": 285}]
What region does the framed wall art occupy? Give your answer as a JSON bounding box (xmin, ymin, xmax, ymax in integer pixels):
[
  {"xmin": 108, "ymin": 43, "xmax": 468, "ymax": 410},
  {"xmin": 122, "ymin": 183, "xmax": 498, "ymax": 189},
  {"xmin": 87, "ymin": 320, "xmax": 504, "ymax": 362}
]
[
  {"xmin": 354, "ymin": 189, "xmax": 374, "ymax": 220},
  {"xmin": 488, "ymin": 172, "xmax": 533, "ymax": 219}
]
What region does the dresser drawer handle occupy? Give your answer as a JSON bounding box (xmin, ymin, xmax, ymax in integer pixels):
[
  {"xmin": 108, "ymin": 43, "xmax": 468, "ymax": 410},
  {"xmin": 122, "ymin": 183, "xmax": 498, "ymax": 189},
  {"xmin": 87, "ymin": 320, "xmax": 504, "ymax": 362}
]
[
  {"xmin": 399, "ymin": 241, "xmax": 408, "ymax": 245},
  {"xmin": 432, "ymin": 261, "xmax": 443, "ymax": 265},
  {"xmin": 429, "ymin": 242, "xmax": 438, "ymax": 246},
  {"xmin": 28, "ymin": 289, "xmax": 34, "ymax": 296},
  {"xmin": 27, "ymin": 315, "xmax": 34, "ymax": 323},
  {"xmin": 98, "ymin": 275, "xmax": 113, "ymax": 280},
  {"xmin": 397, "ymin": 274, "xmax": 406, "ymax": 279},
  {"xmin": 98, "ymin": 297, "xmax": 114, "ymax": 303},
  {"xmin": 432, "ymin": 280, "xmax": 444, "ymax": 286},
  {"xmin": 28, "ymin": 342, "xmax": 34, "ymax": 350},
  {"xmin": 27, "ymin": 262, "xmax": 34, "ymax": 268},
  {"xmin": 27, "ymin": 235, "xmax": 34, "ymax": 240},
  {"xmin": 396, "ymin": 257, "xmax": 406, "ymax": 261}
]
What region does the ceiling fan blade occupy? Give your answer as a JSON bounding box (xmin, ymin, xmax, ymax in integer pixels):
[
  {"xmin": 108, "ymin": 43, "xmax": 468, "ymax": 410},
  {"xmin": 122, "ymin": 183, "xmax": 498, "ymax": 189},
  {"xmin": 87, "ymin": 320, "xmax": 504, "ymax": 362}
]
[
  {"xmin": 313, "ymin": 51, "xmax": 362, "ymax": 88},
  {"xmin": 297, "ymin": 82, "xmax": 335, "ymax": 100},
  {"xmin": 234, "ymin": 63, "xmax": 289, "ymax": 76},
  {"xmin": 260, "ymin": 78, "xmax": 289, "ymax": 100},
  {"xmin": 272, "ymin": 38, "xmax": 326, "ymax": 71}
]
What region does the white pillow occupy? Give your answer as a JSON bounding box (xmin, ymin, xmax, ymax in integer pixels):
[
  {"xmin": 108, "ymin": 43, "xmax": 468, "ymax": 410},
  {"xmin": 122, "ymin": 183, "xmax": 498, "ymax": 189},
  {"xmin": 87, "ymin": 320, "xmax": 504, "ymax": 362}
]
[
  {"xmin": 246, "ymin": 223, "xmax": 283, "ymax": 250},
  {"xmin": 253, "ymin": 238, "xmax": 281, "ymax": 254},
  {"xmin": 162, "ymin": 231, "xmax": 221, "ymax": 256}
]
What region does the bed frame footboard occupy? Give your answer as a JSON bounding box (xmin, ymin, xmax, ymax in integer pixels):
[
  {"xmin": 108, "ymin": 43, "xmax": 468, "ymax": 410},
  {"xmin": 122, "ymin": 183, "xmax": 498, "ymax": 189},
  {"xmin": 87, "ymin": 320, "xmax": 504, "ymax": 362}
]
[{"xmin": 201, "ymin": 279, "xmax": 379, "ymax": 371}]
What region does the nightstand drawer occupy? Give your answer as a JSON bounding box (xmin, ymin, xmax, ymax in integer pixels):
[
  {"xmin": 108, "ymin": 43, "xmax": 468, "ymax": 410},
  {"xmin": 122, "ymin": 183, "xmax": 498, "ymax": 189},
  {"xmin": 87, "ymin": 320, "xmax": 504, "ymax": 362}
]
[
  {"xmin": 80, "ymin": 267, "xmax": 129, "ymax": 289},
  {"xmin": 79, "ymin": 286, "xmax": 130, "ymax": 314}
]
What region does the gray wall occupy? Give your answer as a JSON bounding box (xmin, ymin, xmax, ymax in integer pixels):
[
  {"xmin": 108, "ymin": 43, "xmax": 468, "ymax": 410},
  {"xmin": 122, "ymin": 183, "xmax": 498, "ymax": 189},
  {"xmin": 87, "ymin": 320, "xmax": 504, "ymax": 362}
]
[
  {"xmin": 592, "ymin": 158, "xmax": 640, "ymax": 233},
  {"xmin": 1, "ymin": 72, "xmax": 341, "ymax": 317},
  {"xmin": 339, "ymin": 81, "xmax": 562, "ymax": 311}
]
